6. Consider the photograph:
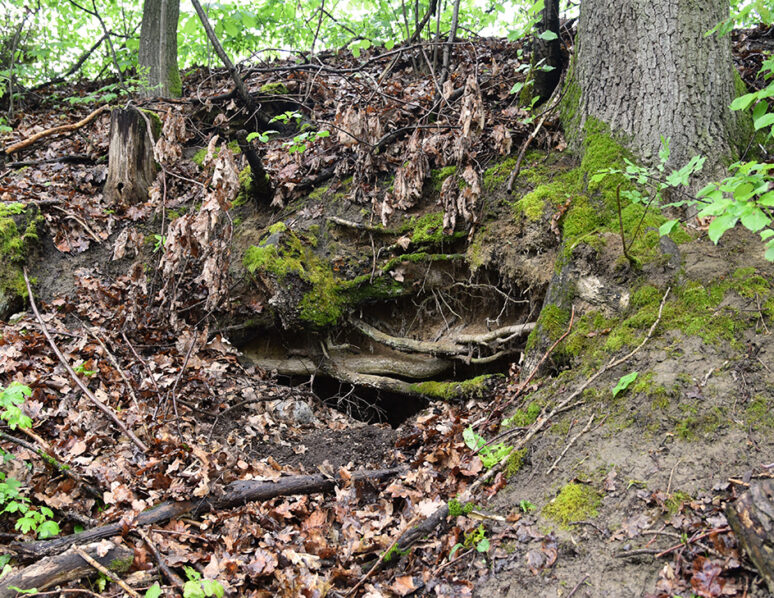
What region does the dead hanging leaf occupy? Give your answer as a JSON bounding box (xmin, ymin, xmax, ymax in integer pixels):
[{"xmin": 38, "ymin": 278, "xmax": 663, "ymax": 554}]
[
  {"xmin": 455, "ymin": 75, "xmax": 485, "ymax": 161},
  {"xmin": 392, "ymin": 129, "xmax": 429, "ymax": 210},
  {"xmin": 158, "ymin": 144, "xmax": 238, "ymax": 315},
  {"xmin": 336, "ymin": 105, "xmax": 365, "ymax": 147},
  {"xmin": 111, "ymin": 227, "xmax": 144, "ymax": 261},
  {"xmin": 492, "ymin": 124, "xmax": 512, "ymax": 155},
  {"xmin": 395, "ymin": 235, "xmax": 411, "ymax": 250},
  {"xmin": 154, "ymin": 108, "xmax": 187, "ymax": 165}
]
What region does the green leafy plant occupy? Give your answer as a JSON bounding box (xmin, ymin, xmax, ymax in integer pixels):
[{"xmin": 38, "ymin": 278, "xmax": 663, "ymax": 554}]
[
  {"xmin": 591, "ymin": 136, "xmax": 704, "ymax": 258},
  {"xmin": 0, "ymin": 383, "xmax": 60, "ymax": 539},
  {"xmin": 145, "ymin": 583, "xmax": 162, "ymax": 598},
  {"xmin": 0, "ymin": 382, "xmax": 32, "ymax": 430},
  {"xmin": 152, "ymin": 234, "xmax": 167, "ymax": 254},
  {"xmin": 463, "ymin": 426, "xmax": 513, "ymax": 469},
  {"xmin": 519, "ymin": 499, "xmax": 536, "ymax": 513},
  {"xmin": 182, "ymin": 566, "xmax": 224, "ymax": 598},
  {"xmin": 612, "ymin": 371, "xmax": 639, "ymax": 397},
  {"xmin": 73, "ymin": 362, "xmax": 96, "ymax": 377}
]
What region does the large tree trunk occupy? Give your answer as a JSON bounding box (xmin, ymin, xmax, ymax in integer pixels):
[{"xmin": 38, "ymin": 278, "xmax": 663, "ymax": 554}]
[
  {"xmin": 139, "ymin": 0, "xmax": 181, "ymax": 98},
  {"xmin": 570, "ymin": 0, "xmax": 740, "ymax": 174}
]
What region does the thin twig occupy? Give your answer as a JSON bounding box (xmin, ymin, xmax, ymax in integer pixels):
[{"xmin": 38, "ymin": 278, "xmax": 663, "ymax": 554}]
[
  {"xmin": 134, "ymin": 528, "xmax": 185, "ymax": 590},
  {"xmin": 72, "ymin": 544, "xmax": 141, "ymax": 598},
  {"xmin": 84, "ymin": 325, "xmax": 149, "ymax": 440},
  {"xmin": 345, "ymin": 516, "xmax": 420, "ymax": 597},
  {"xmin": 654, "ymin": 526, "xmax": 730, "ymax": 558},
  {"xmin": 23, "ymin": 269, "xmax": 148, "ymax": 453},
  {"xmin": 566, "ymin": 574, "xmax": 590, "ymax": 598},
  {"xmin": 546, "ymin": 413, "xmax": 596, "ymax": 474}
]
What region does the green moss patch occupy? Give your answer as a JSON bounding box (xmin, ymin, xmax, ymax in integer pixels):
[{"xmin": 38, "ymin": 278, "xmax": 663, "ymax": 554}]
[
  {"xmin": 543, "ymin": 482, "xmax": 601, "ymax": 528},
  {"xmin": 259, "ymin": 82, "xmax": 289, "ymax": 95},
  {"xmin": 0, "ymin": 203, "xmax": 42, "ymax": 317},
  {"xmin": 244, "ymin": 223, "xmax": 345, "ymax": 328},
  {"xmin": 430, "ymin": 166, "xmax": 457, "ymax": 193},
  {"xmin": 409, "ymin": 375, "xmax": 495, "ymax": 400}
]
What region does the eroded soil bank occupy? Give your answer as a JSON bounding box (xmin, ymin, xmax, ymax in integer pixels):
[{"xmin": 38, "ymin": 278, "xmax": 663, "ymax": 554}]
[{"xmin": 1, "ymin": 32, "xmax": 774, "ymax": 598}]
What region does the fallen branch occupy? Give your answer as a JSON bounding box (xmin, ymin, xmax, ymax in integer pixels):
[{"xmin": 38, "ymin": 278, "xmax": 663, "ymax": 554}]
[
  {"xmin": 326, "ymin": 216, "xmax": 399, "ymax": 234},
  {"xmin": 190, "ymin": 0, "xmax": 270, "ymax": 129},
  {"xmin": 12, "ymin": 467, "xmax": 404, "ymax": 558},
  {"xmin": 7, "ymin": 155, "xmax": 95, "ymax": 168},
  {"xmin": 71, "ymin": 544, "xmax": 141, "ymax": 598},
  {"xmin": 4, "ymin": 106, "xmax": 109, "ymax": 155},
  {"xmin": 23, "ymin": 269, "xmax": 148, "ymax": 453},
  {"xmin": 0, "ymin": 541, "xmax": 133, "ymax": 598},
  {"xmin": 134, "ymin": 528, "xmax": 185, "ymax": 591}
]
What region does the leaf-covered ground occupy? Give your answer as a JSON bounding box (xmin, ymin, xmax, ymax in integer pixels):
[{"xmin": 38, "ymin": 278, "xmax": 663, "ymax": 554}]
[{"xmin": 0, "ymin": 26, "xmax": 774, "ymax": 598}]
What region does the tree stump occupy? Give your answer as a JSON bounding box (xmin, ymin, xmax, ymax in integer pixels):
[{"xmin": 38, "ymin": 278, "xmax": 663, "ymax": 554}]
[
  {"xmin": 103, "ymin": 106, "xmax": 158, "ymax": 206},
  {"xmin": 726, "ymin": 479, "xmax": 774, "ymax": 592}
]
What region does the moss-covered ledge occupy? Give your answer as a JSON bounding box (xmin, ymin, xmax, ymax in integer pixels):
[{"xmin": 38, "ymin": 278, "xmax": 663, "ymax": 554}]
[{"xmin": 0, "ymin": 202, "xmax": 43, "ymax": 319}]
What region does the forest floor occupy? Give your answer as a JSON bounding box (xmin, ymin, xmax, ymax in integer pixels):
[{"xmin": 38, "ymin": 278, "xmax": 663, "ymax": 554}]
[{"xmin": 1, "ymin": 26, "xmax": 774, "ymax": 598}]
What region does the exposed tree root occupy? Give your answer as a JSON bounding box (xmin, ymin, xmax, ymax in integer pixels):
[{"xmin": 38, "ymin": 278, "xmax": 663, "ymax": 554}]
[{"xmin": 350, "ymin": 318, "xmax": 535, "ymax": 358}]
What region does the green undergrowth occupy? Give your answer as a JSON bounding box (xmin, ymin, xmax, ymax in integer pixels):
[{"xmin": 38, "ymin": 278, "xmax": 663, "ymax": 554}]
[
  {"xmin": 543, "ymin": 482, "xmax": 601, "ymax": 529},
  {"xmin": 509, "ymin": 118, "xmax": 693, "ymax": 267},
  {"xmin": 0, "ymin": 203, "xmax": 42, "ymax": 314},
  {"xmin": 409, "ymin": 374, "xmax": 496, "ymax": 400}
]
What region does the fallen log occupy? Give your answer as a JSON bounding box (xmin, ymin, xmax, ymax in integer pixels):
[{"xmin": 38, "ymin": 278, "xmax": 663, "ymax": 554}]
[
  {"xmin": 0, "ymin": 541, "xmax": 133, "ymax": 598},
  {"xmin": 12, "ymin": 467, "xmax": 404, "ymax": 558},
  {"xmin": 726, "ymin": 478, "xmax": 774, "ymax": 592}
]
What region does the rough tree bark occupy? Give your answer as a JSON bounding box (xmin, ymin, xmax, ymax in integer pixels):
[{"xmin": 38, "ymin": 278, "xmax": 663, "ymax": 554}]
[
  {"xmin": 139, "ymin": 0, "xmax": 182, "ymax": 98},
  {"xmin": 570, "ymin": 0, "xmax": 741, "ymax": 173},
  {"xmin": 103, "ymin": 107, "xmax": 158, "ymax": 206}
]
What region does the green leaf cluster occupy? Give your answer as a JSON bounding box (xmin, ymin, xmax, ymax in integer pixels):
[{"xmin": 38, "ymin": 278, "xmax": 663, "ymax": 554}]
[
  {"xmin": 462, "ymin": 426, "xmax": 513, "ymax": 469},
  {"xmin": 0, "ymin": 383, "xmax": 61, "ymax": 540}
]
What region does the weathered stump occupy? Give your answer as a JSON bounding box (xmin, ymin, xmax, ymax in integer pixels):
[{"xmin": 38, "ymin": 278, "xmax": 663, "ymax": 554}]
[
  {"xmin": 726, "ymin": 479, "xmax": 774, "ymax": 592},
  {"xmin": 103, "ymin": 106, "xmax": 158, "ymax": 206}
]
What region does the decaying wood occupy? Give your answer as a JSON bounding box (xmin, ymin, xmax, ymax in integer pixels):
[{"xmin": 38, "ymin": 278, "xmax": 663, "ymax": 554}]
[
  {"xmin": 0, "ymin": 541, "xmax": 133, "ymax": 598},
  {"xmin": 726, "ymin": 479, "xmax": 774, "ymax": 592},
  {"xmin": 103, "ymin": 106, "xmax": 159, "ymax": 206},
  {"xmin": 13, "ymin": 467, "xmax": 404, "ymax": 558},
  {"xmin": 71, "ymin": 544, "xmax": 141, "ymax": 598},
  {"xmin": 24, "ymin": 269, "xmax": 149, "ymax": 453},
  {"xmin": 3, "ymin": 105, "xmax": 109, "ymax": 155}
]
